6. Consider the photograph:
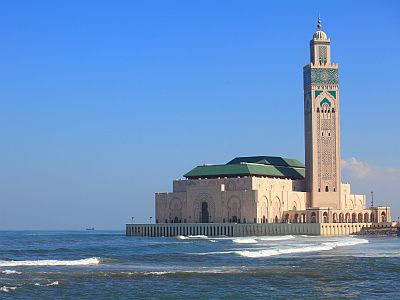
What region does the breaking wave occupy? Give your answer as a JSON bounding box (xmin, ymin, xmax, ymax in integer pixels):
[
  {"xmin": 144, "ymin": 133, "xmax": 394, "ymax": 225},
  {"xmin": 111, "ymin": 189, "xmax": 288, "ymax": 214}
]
[
  {"xmin": 0, "ymin": 286, "xmax": 17, "ymax": 293},
  {"xmin": 258, "ymin": 235, "xmax": 295, "ymax": 241},
  {"xmin": 35, "ymin": 281, "xmax": 59, "ymax": 287},
  {"xmin": 232, "ymin": 238, "xmax": 258, "ymax": 244},
  {"xmin": 235, "ymin": 238, "xmax": 368, "ymax": 258},
  {"xmin": 0, "ymin": 257, "xmax": 100, "ymax": 267},
  {"xmin": 176, "ymin": 235, "xmax": 209, "ymax": 240},
  {"xmin": 1, "ymin": 270, "xmax": 22, "ymax": 275}
]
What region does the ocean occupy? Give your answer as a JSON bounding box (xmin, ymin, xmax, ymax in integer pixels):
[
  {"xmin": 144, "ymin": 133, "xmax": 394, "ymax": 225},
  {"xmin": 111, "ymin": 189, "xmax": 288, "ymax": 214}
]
[{"xmin": 0, "ymin": 231, "xmax": 399, "ymax": 299}]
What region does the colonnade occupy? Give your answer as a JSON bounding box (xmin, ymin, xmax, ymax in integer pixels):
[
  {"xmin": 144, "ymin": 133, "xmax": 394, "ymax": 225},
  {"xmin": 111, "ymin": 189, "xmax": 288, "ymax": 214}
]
[{"xmin": 126, "ymin": 222, "xmax": 389, "ymax": 237}]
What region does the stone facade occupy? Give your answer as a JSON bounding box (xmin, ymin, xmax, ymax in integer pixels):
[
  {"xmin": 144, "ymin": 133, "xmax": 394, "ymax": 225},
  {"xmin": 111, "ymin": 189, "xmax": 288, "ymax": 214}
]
[
  {"xmin": 156, "ymin": 177, "xmax": 390, "ymax": 224},
  {"xmin": 154, "ymin": 18, "xmax": 391, "ymax": 226}
]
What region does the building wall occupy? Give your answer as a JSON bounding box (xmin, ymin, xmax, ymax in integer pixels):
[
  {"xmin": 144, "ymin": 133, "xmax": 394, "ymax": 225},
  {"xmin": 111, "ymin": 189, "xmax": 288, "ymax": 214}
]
[
  {"xmin": 155, "ymin": 177, "xmax": 390, "ymax": 224},
  {"xmin": 156, "ymin": 177, "xmax": 310, "ymax": 224}
]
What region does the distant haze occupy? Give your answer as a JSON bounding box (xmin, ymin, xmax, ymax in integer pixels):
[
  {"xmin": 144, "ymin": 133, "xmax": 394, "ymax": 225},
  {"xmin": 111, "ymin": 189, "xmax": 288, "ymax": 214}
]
[{"xmin": 1, "ymin": 1, "xmax": 399, "ymax": 229}]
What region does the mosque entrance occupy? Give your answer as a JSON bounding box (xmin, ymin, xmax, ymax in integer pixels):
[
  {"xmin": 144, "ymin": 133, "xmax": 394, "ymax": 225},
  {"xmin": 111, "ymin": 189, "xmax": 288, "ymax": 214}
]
[{"xmin": 201, "ymin": 202, "xmax": 209, "ymax": 223}]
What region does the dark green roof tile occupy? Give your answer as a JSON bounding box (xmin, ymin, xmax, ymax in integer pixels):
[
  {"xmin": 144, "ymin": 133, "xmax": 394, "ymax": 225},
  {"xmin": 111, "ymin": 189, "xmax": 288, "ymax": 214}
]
[{"xmin": 184, "ymin": 155, "xmax": 305, "ymax": 180}]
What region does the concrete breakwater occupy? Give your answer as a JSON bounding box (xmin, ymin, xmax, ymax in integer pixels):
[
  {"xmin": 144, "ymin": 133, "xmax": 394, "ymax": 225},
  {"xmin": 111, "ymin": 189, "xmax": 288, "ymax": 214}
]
[
  {"xmin": 126, "ymin": 222, "xmax": 386, "ymax": 237},
  {"xmin": 355, "ymin": 225, "xmax": 399, "ymax": 236}
]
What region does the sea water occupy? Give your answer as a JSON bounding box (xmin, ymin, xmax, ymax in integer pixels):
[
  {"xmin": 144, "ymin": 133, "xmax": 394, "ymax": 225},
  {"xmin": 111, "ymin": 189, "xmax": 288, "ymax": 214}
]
[{"xmin": 0, "ymin": 231, "xmax": 399, "ymax": 299}]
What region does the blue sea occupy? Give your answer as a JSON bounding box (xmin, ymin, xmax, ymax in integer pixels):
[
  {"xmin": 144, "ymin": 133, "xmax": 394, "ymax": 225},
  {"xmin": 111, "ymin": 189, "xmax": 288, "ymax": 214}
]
[{"xmin": 0, "ymin": 231, "xmax": 399, "ymax": 299}]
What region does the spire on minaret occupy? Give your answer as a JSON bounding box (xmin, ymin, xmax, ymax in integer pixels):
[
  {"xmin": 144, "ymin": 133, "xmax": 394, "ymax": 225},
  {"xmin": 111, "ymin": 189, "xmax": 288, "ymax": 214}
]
[{"xmin": 317, "ymin": 16, "xmax": 322, "ymax": 31}]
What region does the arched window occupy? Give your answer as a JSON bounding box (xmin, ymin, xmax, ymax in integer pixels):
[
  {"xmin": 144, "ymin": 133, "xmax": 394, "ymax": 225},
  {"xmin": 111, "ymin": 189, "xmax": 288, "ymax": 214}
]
[
  {"xmin": 323, "ymin": 212, "xmax": 328, "ymax": 223},
  {"xmin": 321, "ymin": 103, "xmax": 332, "ymax": 120},
  {"xmin": 381, "ymin": 212, "xmax": 386, "ymax": 222},
  {"xmin": 325, "ymin": 186, "xmax": 329, "ymax": 192},
  {"xmin": 311, "ymin": 212, "xmax": 317, "ymax": 223}
]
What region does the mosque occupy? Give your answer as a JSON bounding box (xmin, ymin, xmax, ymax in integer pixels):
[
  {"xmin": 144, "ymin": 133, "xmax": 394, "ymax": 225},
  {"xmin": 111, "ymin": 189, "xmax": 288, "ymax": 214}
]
[{"xmin": 154, "ymin": 18, "xmax": 391, "ymax": 226}]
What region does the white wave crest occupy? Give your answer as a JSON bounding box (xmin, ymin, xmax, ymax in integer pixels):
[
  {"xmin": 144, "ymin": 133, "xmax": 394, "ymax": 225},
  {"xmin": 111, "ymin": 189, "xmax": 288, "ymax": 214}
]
[
  {"xmin": 0, "ymin": 286, "xmax": 17, "ymax": 293},
  {"xmin": 176, "ymin": 235, "xmax": 187, "ymax": 240},
  {"xmin": 144, "ymin": 271, "xmax": 170, "ymax": 275},
  {"xmin": 187, "ymin": 235, "xmax": 208, "ymax": 239},
  {"xmin": 0, "ymin": 257, "xmax": 100, "ymax": 267},
  {"xmin": 331, "ymin": 238, "xmax": 368, "ymax": 247},
  {"xmin": 258, "ymin": 235, "xmax": 295, "ymax": 241},
  {"xmin": 35, "ymin": 281, "xmax": 59, "ymax": 287},
  {"xmin": 1, "ymin": 270, "xmax": 22, "ymax": 275},
  {"xmin": 232, "ymin": 238, "xmax": 258, "ymax": 244},
  {"xmin": 236, "ymin": 238, "xmax": 369, "ymax": 258}
]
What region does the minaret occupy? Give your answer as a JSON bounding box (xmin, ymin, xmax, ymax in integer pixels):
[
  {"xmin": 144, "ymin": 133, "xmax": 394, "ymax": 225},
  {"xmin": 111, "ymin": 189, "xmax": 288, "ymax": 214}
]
[{"xmin": 303, "ymin": 17, "xmax": 341, "ymax": 209}]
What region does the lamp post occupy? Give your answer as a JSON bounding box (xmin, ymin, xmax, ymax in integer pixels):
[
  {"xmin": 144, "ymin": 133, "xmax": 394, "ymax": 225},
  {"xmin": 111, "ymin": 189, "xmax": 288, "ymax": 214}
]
[
  {"xmin": 131, "ymin": 217, "xmax": 134, "ymax": 224},
  {"xmin": 149, "ymin": 216, "xmax": 152, "ymax": 224},
  {"xmin": 371, "ymin": 191, "xmax": 374, "ymax": 208}
]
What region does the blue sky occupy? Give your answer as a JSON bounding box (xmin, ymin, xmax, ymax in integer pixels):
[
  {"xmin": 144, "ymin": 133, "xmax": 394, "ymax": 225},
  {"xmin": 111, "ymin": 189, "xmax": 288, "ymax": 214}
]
[{"xmin": 1, "ymin": 1, "xmax": 399, "ymax": 229}]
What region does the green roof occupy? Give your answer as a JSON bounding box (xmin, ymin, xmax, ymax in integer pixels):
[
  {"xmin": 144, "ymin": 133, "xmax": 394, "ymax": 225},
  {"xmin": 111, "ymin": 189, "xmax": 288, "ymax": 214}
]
[
  {"xmin": 227, "ymin": 156, "xmax": 304, "ymax": 168},
  {"xmin": 184, "ymin": 156, "xmax": 305, "ymax": 180}
]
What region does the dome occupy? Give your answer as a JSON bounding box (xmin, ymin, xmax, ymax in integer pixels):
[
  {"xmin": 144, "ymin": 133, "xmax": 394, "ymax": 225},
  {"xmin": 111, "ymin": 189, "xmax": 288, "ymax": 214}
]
[
  {"xmin": 313, "ymin": 30, "xmax": 327, "ymax": 40},
  {"xmin": 313, "ymin": 16, "xmax": 328, "ymax": 40}
]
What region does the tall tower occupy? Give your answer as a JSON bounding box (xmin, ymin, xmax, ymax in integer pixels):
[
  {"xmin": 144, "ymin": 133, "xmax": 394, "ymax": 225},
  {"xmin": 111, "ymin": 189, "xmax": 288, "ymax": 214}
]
[{"xmin": 303, "ymin": 17, "xmax": 341, "ymax": 209}]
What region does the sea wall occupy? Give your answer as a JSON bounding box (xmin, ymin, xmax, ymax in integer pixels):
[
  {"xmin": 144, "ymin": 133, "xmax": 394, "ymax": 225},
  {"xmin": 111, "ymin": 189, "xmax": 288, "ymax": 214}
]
[{"xmin": 125, "ymin": 222, "xmax": 389, "ymax": 237}]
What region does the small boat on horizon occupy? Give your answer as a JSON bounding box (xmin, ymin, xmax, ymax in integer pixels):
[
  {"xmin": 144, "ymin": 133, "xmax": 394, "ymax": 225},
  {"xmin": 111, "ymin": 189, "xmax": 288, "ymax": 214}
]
[{"xmin": 86, "ymin": 227, "xmax": 95, "ymax": 231}]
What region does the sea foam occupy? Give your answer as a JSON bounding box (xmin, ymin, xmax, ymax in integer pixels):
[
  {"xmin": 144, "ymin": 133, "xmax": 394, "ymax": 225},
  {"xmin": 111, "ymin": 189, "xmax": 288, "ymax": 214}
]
[
  {"xmin": 232, "ymin": 238, "xmax": 258, "ymax": 244},
  {"xmin": 0, "ymin": 286, "xmax": 17, "ymax": 293},
  {"xmin": 1, "ymin": 270, "xmax": 22, "ymax": 275},
  {"xmin": 34, "ymin": 281, "xmax": 59, "ymax": 287},
  {"xmin": 187, "ymin": 235, "xmax": 208, "ymax": 239},
  {"xmin": 0, "ymin": 257, "xmax": 100, "ymax": 267},
  {"xmin": 235, "ymin": 238, "xmax": 368, "ymax": 258},
  {"xmin": 258, "ymin": 235, "xmax": 295, "ymax": 241}
]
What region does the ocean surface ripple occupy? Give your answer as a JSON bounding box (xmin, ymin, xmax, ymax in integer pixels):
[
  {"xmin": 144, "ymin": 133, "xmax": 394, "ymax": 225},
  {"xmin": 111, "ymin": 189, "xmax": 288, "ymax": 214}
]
[{"xmin": 0, "ymin": 231, "xmax": 399, "ymax": 299}]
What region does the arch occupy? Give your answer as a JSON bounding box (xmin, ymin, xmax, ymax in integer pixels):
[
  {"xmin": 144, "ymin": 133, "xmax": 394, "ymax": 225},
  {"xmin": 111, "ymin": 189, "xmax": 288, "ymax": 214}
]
[
  {"xmin": 169, "ymin": 198, "xmax": 183, "ymax": 223},
  {"xmin": 289, "ymin": 194, "xmax": 301, "ymax": 211},
  {"xmin": 381, "ymin": 211, "xmax": 386, "ymax": 222},
  {"xmin": 284, "ymin": 213, "xmax": 290, "ymax": 223},
  {"xmin": 294, "ymin": 213, "xmax": 299, "ymax": 223},
  {"xmin": 358, "ymin": 199, "xmax": 363, "ymax": 209},
  {"xmin": 339, "ymin": 213, "xmax": 344, "ymax": 223},
  {"xmin": 194, "ymin": 193, "xmax": 215, "ymax": 223},
  {"xmin": 333, "ymin": 213, "xmax": 338, "ymax": 223},
  {"xmin": 228, "ymin": 196, "xmax": 241, "ymax": 222},
  {"xmin": 271, "ymin": 196, "xmax": 281, "ymax": 223},
  {"xmin": 320, "ymin": 98, "xmax": 331, "ymax": 107},
  {"xmin": 226, "ymin": 180, "xmax": 236, "ymax": 191},
  {"xmin": 352, "ymin": 213, "xmax": 357, "ymax": 223},
  {"xmin": 349, "ymin": 199, "xmax": 355, "ymax": 210},
  {"xmin": 357, "ymin": 213, "xmax": 363, "ymax": 223},
  {"xmin": 370, "ymin": 212, "xmax": 375, "ymax": 222},
  {"xmin": 260, "ymin": 196, "xmax": 268, "ymax": 222},
  {"xmin": 321, "ymin": 103, "xmax": 332, "ymax": 120},
  {"xmin": 201, "ymin": 202, "xmax": 209, "ymax": 223},
  {"xmin": 364, "ymin": 212, "xmax": 369, "ymax": 223},
  {"xmin": 345, "ymin": 213, "xmax": 350, "ymax": 223},
  {"xmin": 323, "ymin": 212, "xmax": 328, "ymax": 223},
  {"xmin": 310, "ymin": 212, "xmax": 316, "ymax": 223}
]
